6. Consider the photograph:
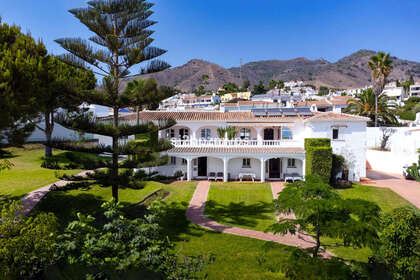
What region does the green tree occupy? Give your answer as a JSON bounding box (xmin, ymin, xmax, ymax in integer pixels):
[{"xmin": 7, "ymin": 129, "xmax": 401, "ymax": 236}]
[
  {"xmin": 252, "ymin": 80, "xmax": 267, "ymax": 94},
  {"xmin": 271, "ymin": 175, "xmax": 381, "ymax": 257},
  {"xmin": 33, "ymin": 56, "xmax": 96, "ymax": 157},
  {"xmin": 277, "ymin": 80, "xmax": 285, "ymax": 89},
  {"xmin": 347, "ymin": 88, "xmax": 397, "ymax": 125},
  {"xmin": 0, "ymin": 201, "xmax": 58, "ymax": 279},
  {"xmin": 368, "ymin": 52, "xmax": 393, "ymax": 127},
  {"xmin": 222, "ymin": 82, "xmax": 239, "ymax": 93},
  {"xmin": 125, "ymin": 78, "xmax": 159, "ymax": 125},
  {"xmin": 269, "ymin": 79, "xmax": 277, "ymax": 89},
  {"xmin": 53, "ymin": 0, "xmax": 174, "ymax": 201},
  {"xmin": 241, "ymin": 79, "xmax": 250, "ymax": 91},
  {"xmin": 376, "ymin": 207, "xmax": 420, "ymax": 280},
  {"xmin": 55, "ymin": 199, "xmax": 206, "ymax": 279},
  {"xmin": 318, "ymin": 86, "xmax": 329, "ymax": 96},
  {"xmin": 0, "ymin": 19, "xmax": 47, "ymax": 144}
]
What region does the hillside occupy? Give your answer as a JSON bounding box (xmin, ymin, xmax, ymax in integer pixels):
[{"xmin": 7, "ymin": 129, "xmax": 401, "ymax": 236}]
[{"xmin": 128, "ymin": 50, "xmax": 420, "ymax": 92}]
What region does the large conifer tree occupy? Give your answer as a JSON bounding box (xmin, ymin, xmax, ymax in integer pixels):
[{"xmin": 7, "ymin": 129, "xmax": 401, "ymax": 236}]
[{"xmin": 54, "ymin": 0, "xmax": 173, "ymax": 201}]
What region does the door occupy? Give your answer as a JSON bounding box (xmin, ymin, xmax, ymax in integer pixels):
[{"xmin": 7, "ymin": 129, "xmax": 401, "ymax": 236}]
[
  {"xmin": 179, "ymin": 128, "xmax": 189, "ymax": 139},
  {"xmin": 264, "ymin": 128, "xmax": 274, "ymax": 140},
  {"xmin": 198, "ymin": 157, "xmax": 207, "ymax": 177},
  {"xmin": 269, "ymin": 158, "xmax": 281, "ymax": 178}
]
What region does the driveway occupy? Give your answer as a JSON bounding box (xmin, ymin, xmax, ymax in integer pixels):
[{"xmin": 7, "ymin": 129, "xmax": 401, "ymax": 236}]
[{"xmin": 365, "ymin": 170, "xmax": 420, "ymax": 209}]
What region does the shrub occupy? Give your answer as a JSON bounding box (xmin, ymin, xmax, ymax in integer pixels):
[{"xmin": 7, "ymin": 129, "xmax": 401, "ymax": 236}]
[
  {"xmin": 305, "ymin": 138, "xmax": 333, "ymax": 183},
  {"xmin": 331, "ymin": 154, "xmax": 345, "ymax": 186},
  {"xmin": 0, "ymin": 201, "xmax": 58, "ymax": 279}
]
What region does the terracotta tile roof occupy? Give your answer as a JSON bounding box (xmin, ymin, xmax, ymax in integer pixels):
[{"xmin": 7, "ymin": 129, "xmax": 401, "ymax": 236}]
[
  {"xmin": 224, "ymin": 101, "xmax": 275, "ymax": 107},
  {"xmin": 307, "ymin": 112, "xmax": 369, "ymax": 122},
  {"xmin": 167, "ymin": 147, "xmax": 305, "ymax": 154},
  {"xmin": 117, "ymin": 111, "xmax": 368, "ymax": 122},
  {"xmin": 297, "ymin": 100, "xmax": 331, "ymax": 107},
  {"xmin": 121, "ymin": 111, "xmax": 306, "ymax": 122}
]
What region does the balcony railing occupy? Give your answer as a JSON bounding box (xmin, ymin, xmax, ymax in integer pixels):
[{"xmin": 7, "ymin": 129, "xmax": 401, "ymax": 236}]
[{"xmin": 170, "ymin": 138, "xmax": 303, "ymax": 148}]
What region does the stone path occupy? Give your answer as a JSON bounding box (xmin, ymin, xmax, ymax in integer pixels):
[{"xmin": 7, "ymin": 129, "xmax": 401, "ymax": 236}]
[
  {"xmin": 20, "ymin": 170, "xmax": 94, "ymax": 215},
  {"xmin": 365, "ymin": 170, "xmax": 420, "ymax": 209},
  {"xmin": 186, "ymin": 181, "xmax": 331, "ymax": 254}
]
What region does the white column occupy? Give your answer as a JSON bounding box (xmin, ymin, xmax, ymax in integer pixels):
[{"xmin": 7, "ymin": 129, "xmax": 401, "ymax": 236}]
[
  {"xmin": 187, "ymin": 158, "xmax": 192, "ymax": 181},
  {"xmin": 260, "ymin": 158, "xmax": 265, "ymax": 182},
  {"xmin": 302, "ymin": 158, "xmax": 306, "ymax": 178},
  {"xmin": 192, "ymin": 130, "xmax": 197, "ymax": 145},
  {"xmin": 223, "ymin": 158, "xmax": 228, "ymax": 182},
  {"xmin": 256, "ymin": 127, "xmax": 263, "ymax": 146}
]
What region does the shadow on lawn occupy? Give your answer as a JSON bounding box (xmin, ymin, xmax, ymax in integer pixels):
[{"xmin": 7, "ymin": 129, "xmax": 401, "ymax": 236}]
[{"xmin": 205, "ymin": 200, "xmax": 274, "ymax": 229}]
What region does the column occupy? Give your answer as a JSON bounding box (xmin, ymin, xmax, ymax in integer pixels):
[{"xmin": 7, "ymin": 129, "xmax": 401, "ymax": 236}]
[
  {"xmin": 192, "ymin": 130, "xmax": 197, "ymax": 145},
  {"xmin": 302, "ymin": 158, "xmax": 306, "ymax": 178},
  {"xmin": 187, "ymin": 158, "xmax": 192, "ymax": 181},
  {"xmin": 256, "ymin": 127, "xmax": 263, "ymax": 146},
  {"xmin": 260, "ymin": 158, "xmax": 265, "ymax": 182},
  {"xmin": 223, "ymin": 158, "xmax": 228, "ymax": 182}
]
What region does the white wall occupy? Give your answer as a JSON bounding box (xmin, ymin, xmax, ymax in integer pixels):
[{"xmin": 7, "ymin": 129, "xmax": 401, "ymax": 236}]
[
  {"xmin": 308, "ymin": 121, "xmax": 367, "ymax": 181},
  {"xmin": 27, "ymin": 123, "xmax": 94, "ymax": 142},
  {"xmin": 366, "ymin": 149, "xmax": 418, "ymax": 174}
]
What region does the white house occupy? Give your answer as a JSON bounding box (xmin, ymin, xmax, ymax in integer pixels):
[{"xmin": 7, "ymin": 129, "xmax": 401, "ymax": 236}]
[
  {"xmin": 409, "ymin": 84, "xmax": 420, "ymax": 98},
  {"xmin": 115, "ymin": 109, "xmax": 369, "ymax": 182}
]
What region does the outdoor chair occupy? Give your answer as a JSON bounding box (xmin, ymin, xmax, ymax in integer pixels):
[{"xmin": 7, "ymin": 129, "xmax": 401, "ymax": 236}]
[
  {"xmin": 216, "ymin": 172, "xmax": 224, "ymax": 181},
  {"xmin": 292, "ymin": 173, "xmax": 303, "ymax": 181},
  {"xmin": 208, "ymin": 172, "xmax": 216, "ymax": 181},
  {"xmin": 284, "ymin": 173, "xmax": 294, "ymax": 182}
]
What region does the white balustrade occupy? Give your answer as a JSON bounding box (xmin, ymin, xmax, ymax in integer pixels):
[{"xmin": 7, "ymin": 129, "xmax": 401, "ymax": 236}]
[{"xmin": 170, "ymin": 138, "xmax": 303, "ymax": 148}]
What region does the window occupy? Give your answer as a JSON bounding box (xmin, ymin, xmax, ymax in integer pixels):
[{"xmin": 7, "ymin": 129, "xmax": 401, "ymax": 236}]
[
  {"xmin": 170, "ymin": 157, "xmax": 176, "ymax": 165},
  {"xmin": 332, "ymin": 128, "xmax": 339, "ymax": 140},
  {"xmin": 201, "ymin": 128, "xmax": 211, "ymax": 139},
  {"xmin": 240, "ymin": 128, "xmax": 251, "ymax": 140},
  {"xmin": 166, "ymin": 129, "xmax": 175, "ymax": 138},
  {"xmin": 179, "ymin": 128, "xmax": 189, "ymax": 139},
  {"xmin": 181, "ymin": 158, "xmax": 187, "ymax": 165},
  {"xmin": 281, "ymin": 127, "xmax": 293, "ymax": 140},
  {"xmin": 287, "ymin": 158, "xmax": 296, "ymax": 168},
  {"xmin": 242, "ymin": 158, "xmax": 251, "ymax": 168}
]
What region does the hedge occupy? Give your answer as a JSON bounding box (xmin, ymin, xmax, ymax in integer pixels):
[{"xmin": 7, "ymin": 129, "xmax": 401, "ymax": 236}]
[{"xmin": 305, "ymin": 138, "xmax": 332, "ymax": 183}]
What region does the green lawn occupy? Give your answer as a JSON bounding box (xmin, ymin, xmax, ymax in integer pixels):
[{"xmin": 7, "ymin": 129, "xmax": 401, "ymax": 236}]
[
  {"xmin": 205, "ymin": 182, "xmax": 277, "ymax": 232},
  {"xmin": 0, "ymin": 145, "xmax": 83, "ymax": 199}
]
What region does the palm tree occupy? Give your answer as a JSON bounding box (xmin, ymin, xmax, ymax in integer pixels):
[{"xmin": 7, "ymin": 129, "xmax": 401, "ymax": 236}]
[
  {"xmin": 347, "ymin": 89, "xmax": 397, "ymax": 125},
  {"xmin": 125, "ymin": 78, "xmax": 158, "ymax": 125},
  {"xmin": 368, "ymin": 52, "xmax": 393, "ymax": 127}
]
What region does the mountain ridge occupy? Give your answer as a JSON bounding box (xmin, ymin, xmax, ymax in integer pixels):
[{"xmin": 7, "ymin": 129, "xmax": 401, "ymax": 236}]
[{"xmin": 137, "ymin": 49, "xmax": 420, "ymax": 92}]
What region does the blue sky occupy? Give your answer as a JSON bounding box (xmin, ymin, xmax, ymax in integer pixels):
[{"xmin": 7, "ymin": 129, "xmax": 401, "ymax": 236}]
[{"xmin": 1, "ymin": 0, "xmax": 419, "ymax": 69}]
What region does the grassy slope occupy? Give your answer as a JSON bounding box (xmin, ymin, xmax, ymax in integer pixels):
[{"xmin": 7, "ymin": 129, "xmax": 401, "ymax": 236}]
[
  {"xmin": 0, "ymin": 145, "xmax": 82, "ymax": 198},
  {"xmin": 205, "ymin": 182, "xmax": 276, "ymax": 232}
]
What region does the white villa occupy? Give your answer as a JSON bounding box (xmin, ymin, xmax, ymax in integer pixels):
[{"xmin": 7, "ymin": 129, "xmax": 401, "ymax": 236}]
[{"xmin": 117, "ymin": 109, "xmax": 369, "ymax": 183}]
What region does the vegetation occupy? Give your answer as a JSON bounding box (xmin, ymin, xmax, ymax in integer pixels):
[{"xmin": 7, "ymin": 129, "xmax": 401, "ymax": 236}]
[
  {"xmin": 375, "ymin": 207, "xmax": 420, "ymax": 280},
  {"xmin": 0, "ymin": 19, "xmax": 45, "ymax": 144},
  {"xmin": 205, "ymin": 182, "xmax": 276, "ymax": 232},
  {"xmin": 368, "ymin": 52, "xmax": 393, "ymax": 127},
  {"xmin": 252, "ymin": 80, "xmax": 267, "ymax": 94},
  {"xmin": 216, "ymin": 126, "xmax": 237, "ymax": 139},
  {"xmin": 52, "ymin": 0, "xmax": 174, "ymax": 201},
  {"xmin": 318, "ymin": 86, "xmax": 329, "ymax": 96},
  {"xmin": 406, "ymin": 151, "xmax": 420, "ymax": 182},
  {"xmin": 330, "ymin": 154, "xmax": 345, "ymax": 186},
  {"xmin": 271, "ymin": 175, "xmax": 381, "ymax": 257},
  {"xmin": 221, "ymin": 82, "xmax": 240, "ymax": 93},
  {"xmin": 397, "ymin": 96, "xmax": 420, "ymax": 121},
  {"xmin": 347, "ymin": 88, "xmax": 398, "ymax": 125},
  {"xmin": 305, "ymin": 138, "xmax": 332, "ymax": 183},
  {"xmin": 0, "ymin": 201, "xmax": 58, "ymax": 280}
]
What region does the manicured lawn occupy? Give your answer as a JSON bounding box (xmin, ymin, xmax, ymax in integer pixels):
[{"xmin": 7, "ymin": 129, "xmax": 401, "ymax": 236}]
[
  {"xmin": 205, "ymin": 182, "xmax": 277, "ymax": 232},
  {"xmin": 322, "ymin": 184, "xmax": 414, "ymax": 262},
  {"xmin": 0, "ymin": 145, "xmax": 83, "ymax": 199}
]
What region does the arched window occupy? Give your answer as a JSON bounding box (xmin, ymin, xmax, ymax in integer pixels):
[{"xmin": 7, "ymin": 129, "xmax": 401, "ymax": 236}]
[
  {"xmin": 281, "ymin": 127, "xmax": 293, "ymax": 140},
  {"xmin": 240, "ymin": 128, "xmax": 251, "ymax": 140}
]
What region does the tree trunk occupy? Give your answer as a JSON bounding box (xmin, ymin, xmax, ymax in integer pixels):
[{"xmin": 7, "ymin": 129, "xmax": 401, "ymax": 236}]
[
  {"xmin": 375, "ymin": 94, "xmax": 378, "ymax": 127},
  {"xmin": 112, "ymin": 106, "xmax": 119, "ymax": 202},
  {"xmin": 136, "ymin": 106, "xmax": 139, "ymax": 126},
  {"xmin": 313, "ymin": 229, "xmax": 321, "ymax": 258},
  {"xmin": 45, "ymin": 112, "xmax": 54, "ymax": 157}
]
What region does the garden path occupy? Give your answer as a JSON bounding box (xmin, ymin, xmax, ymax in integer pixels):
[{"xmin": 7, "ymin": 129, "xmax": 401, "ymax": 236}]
[{"xmin": 186, "ymin": 180, "xmax": 332, "ymax": 257}]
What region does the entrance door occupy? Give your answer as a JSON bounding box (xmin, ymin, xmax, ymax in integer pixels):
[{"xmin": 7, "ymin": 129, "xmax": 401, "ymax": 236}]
[
  {"xmin": 264, "ymin": 128, "xmax": 274, "ymax": 140},
  {"xmin": 269, "ymin": 158, "xmax": 281, "ymax": 178},
  {"xmin": 198, "ymin": 157, "xmax": 207, "ymax": 177}
]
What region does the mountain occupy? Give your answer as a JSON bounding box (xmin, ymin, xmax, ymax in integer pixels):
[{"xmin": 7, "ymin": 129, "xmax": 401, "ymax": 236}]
[{"xmin": 129, "ymin": 50, "xmax": 420, "ymax": 92}]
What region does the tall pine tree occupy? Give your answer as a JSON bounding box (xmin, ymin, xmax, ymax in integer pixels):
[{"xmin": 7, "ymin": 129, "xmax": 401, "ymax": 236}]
[{"xmin": 53, "ymin": 0, "xmax": 173, "ymax": 201}]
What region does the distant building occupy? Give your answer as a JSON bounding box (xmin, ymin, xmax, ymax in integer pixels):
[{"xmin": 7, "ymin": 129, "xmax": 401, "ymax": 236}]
[
  {"xmin": 220, "ymin": 91, "xmax": 251, "ymax": 102},
  {"xmin": 382, "ymin": 87, "xmax": 405, "ymax": 105},
  {"xmin": 159, "ymin": 93, "xmax": 220, "ymax": 111},
  {"xmin": 409, "ymin": 84, "xmax": 420, "ymax": 97}
]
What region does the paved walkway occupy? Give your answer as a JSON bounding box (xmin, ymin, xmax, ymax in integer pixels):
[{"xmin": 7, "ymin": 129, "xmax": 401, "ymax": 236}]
[
  {"xmin": 365, "ymin": 170, "xmax": 420, "ymax": 209},
  {"xmin": 21, "ymin": 170, "xmax": 94, "ymax": 215},
  {"xmin": 186, "ymin": 181, "xmax": 331, "ymax": 255}
]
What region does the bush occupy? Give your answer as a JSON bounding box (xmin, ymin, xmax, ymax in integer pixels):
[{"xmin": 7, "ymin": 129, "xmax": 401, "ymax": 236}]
[
  {"xmin": 0, "ymin": 201, "xmax": 58, "ymax": 279},
  {"xmin": 305, "ymin": 138, "xmax": 332, "ymax": 183},
  {"xmin": 280, "ymin": 249, "xmax": 361, "ymax": 280},
  {"xmin": 331, "ymin": 154, "xmax": 345, "ymax": 186}
]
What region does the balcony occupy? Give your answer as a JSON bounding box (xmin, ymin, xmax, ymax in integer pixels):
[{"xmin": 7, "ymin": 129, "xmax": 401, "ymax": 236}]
[{"xmin": 170, "ymin": 138, "xmax": 303, "ymax": 148}]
